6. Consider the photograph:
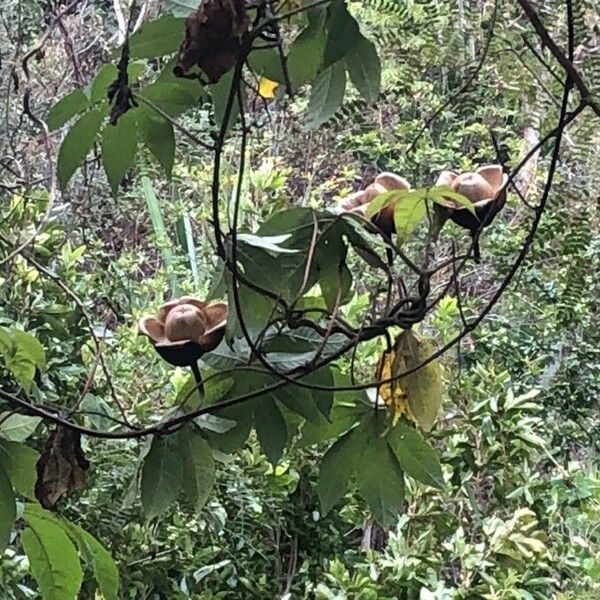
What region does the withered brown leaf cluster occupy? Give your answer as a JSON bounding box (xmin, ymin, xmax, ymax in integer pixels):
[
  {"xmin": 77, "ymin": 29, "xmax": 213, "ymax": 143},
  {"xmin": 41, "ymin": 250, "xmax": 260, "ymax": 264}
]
[
  {"xmin": 174, "ymin": 0, "xmax": 249, "ymax": 83},
  {"xmin": 35, "ymin": 427, "xmax": 90, "ymax": 510}
]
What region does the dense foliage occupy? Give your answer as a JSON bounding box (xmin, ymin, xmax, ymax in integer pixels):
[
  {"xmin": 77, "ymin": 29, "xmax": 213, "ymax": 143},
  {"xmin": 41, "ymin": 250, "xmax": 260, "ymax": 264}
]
[{"xmin": 0, "ymin": 0, "xmax": 599, "ymax": 598}]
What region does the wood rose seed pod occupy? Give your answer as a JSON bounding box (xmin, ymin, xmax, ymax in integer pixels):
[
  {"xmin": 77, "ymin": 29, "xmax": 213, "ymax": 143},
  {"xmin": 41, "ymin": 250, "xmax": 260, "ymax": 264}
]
[
  {"xmin": 138, "ymin": 297, "xmax": 228, "ymax": 367},
  {"xmin": 435, "ymin": 164, "xmax": 508, "ymax": 261}
]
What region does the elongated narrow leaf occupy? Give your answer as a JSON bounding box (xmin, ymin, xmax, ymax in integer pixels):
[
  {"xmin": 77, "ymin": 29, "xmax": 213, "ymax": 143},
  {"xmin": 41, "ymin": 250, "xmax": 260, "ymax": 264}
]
[
  {"xmin": 21, "ymin": 515, "xmax": 83, "ymax": 600},
  {"xmin": 305, "ymin": 61, "xmax": 346, "ymax": 130},
  {"xmin": 237, "ymin": 233, "xmax": 298, "ymax": 254},
  {"xmin": 141, "ymin": 177, "xmax": 179, "ymax": 296},
  {"xmin": 102, "ymin": 110, "xmax": 137, "ymax": 192},
  {"xmin": 386, "ymin": 422, "xmax": 444, "ymax": 488},
  {"xmin": 128, "ymin": 16, "xmax": 185, "ymax": 59},
  {"xmin": 57, "ymin": 107, "xmax": 105, "ymax": 191},
  {"xmin": 46, "ymin": 89, "xmax": 89, "ymax": 131},
  {"xmin": 141, "ymin": 435, "xmax": 183, "ymax": 519},
  {"xmin": 178, "ymin": 426, "xmax": 215, "ymax": 511},
  {"xmin": 317, "ymin": 426, "xmax": 362, "ymax": 515},
  {"xmin": 0, "ymin": 463, "xmax": 15, "ymax": 551},
  {"xmin": 345, "ymin": 35, "xmax": 381, "ymax": 103},
  {"xmin": 22, "ymin": 505, "xmax": 120, "ymax": 600},
  {"xmin": 182, "ymin": 212, "xmax": 199, "ymax": 286}
]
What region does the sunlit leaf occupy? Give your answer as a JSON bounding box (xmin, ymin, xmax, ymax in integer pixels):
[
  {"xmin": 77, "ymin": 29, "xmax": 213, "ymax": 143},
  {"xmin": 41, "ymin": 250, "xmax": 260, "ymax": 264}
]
[
  {"xmin": 21, "ymin": 514, "xmax": 83, "ymax": 600},
  {"xmin": 0, "ymin": 413, "xmax": 41, "ymax": 442},
  {"xmin": 393, "ymin": 193, "xmax": 427, "ymax": 242},
  {"xmin": 258, "ymin": 76, "xmax": 279, "ymax": 99}
]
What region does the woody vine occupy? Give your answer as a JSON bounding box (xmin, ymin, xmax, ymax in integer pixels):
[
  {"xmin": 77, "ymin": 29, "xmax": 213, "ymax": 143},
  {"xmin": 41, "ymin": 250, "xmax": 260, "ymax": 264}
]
[{"xmin": 0, "ymin": 0, "xmax": 598, "ymax": 528}]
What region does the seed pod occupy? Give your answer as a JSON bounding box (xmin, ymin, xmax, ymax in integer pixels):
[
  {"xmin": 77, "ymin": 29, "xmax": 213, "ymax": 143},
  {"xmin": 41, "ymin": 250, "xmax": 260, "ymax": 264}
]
[
  {"xmin": 435, "ymin": 165, "xmax": 507, "ymax": 261},
  {"xmin": 338, "ymin": 173, "xmax": 411, "ymax": 237},
  {"xmin": 174, "ymin": 0, "xmax": 249, "ymax": 83},
  {"xmin": 139, "ymin": 297, "xmax": 228, "ymax": 366}
]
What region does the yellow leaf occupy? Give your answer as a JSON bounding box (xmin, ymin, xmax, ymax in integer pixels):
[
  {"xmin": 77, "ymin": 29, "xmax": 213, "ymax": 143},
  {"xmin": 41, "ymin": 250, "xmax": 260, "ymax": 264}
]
[
  {"xmin": 376, "ymin": 349, "xmax": 411, "ymax": 426},
  {"xmin": 393, "ymin": 331, "xmax": 443, "ymax": 431},
  {"xmin": 258, "ymin": 77, "xmax": 278, "ymax": 99},
  {"xmin": 376, "ymin": 331, "xmax": 444, "ymax": 430}
]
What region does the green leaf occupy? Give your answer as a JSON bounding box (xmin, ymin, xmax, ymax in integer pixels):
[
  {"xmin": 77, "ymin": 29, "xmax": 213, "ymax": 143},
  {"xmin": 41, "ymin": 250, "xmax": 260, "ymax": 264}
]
[
  {"xmin": 253, "ymin": 398, "xmax": 287, "ymax": 465},
  {"xmin": 386, "ymin": 422, "xmax": 444, "ymax": 489},
  {"xmin": 323, "ymin": 0, "xmax": 361, "ymax": 67},
  {"xmin": 247, "ymin": 47, "xmax": 286, "ymax": 83},
  {"xmin": 345, "ymin": 35, "xmax": 381, "ymax": 104},
  {"xmin": 139, "ymin": 80, "xmax": 201, "ymax": 117},
  {"xmin": 128, "ymin": 16, "xmax": 185, "ymax": 59},
  {"xmin": 0, "ymin": 462, "xmax": 16, "ymax": 551},
  {"xmin": 141, "ymin": 176, "xmax": 179, "ymax": 295},
  {"xmin": 178, "ymin": 425, "xmax": 215, "ymax": 511},
  {"xmin": 356, "ymin": 422, "xmax": 405, "ymax": 526},
  {"xmin": 430, "ymin": 186, "xmax": 477, "ymax": 214},
  {"xmin": 287, "ymin": 18, "xmax": 327, "ymax": 89},
  {"xmin": 305, "ymin": 61, "xmax": 346, "ymax": 130},
  {"xmin": 0, "ymin": 413, "xmax": 41, "ymax": 442},
  {"xmin": 393, "ymin": 193, "xmax": 427, "ymax": 242},
  {"xmin": 89, "ymin": 62, "xmax": 146, "ymax": 102},
  {"xmin": 210, "ymin": 70, "xmax": 240, "ymax": 135},
  {"xmin": 0, "ymin": 440, "xmax": 39, "ymax": 499},
  {"xmin": 317, "ymin": 426, "xmax": 362, "ymax": 514},
  {"xmin": 21, "ymin": 515, "xmax": 83, "ymax": 600},
  {"xmin": 21, "ymin": 507, "xmax": 120, "ymax": 600},
  {"xmin": 11, "ymin": 329, "xmax": 46, "ymax": 367},
  {"xmin": 364, "ymin": 190, "xmax": 402, "ymax": 218},
  {"xmin": 57, "ymin": 107, "xmax": 106, "ymax": 191},
  {"xmin": 75, "ymin": 527, "xmax": 120, "ymax": 600},
  {"xmin": 141, "ymin": 435, "xmax": 183, "ymax": 519},
  {"xmin": 46, "ymin": 89, "xmax": 89, "ymax": 130},
  {"xmin": 136, "ymin": 109, "xmax": 175, "ymax": 176},
  {"xmin": 90, "ymin": 65, "xmax": 118, "ymax": 102},
  {"xmin": 101, "ymin": 110, "xmax": 137, "ymax": 192}
]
